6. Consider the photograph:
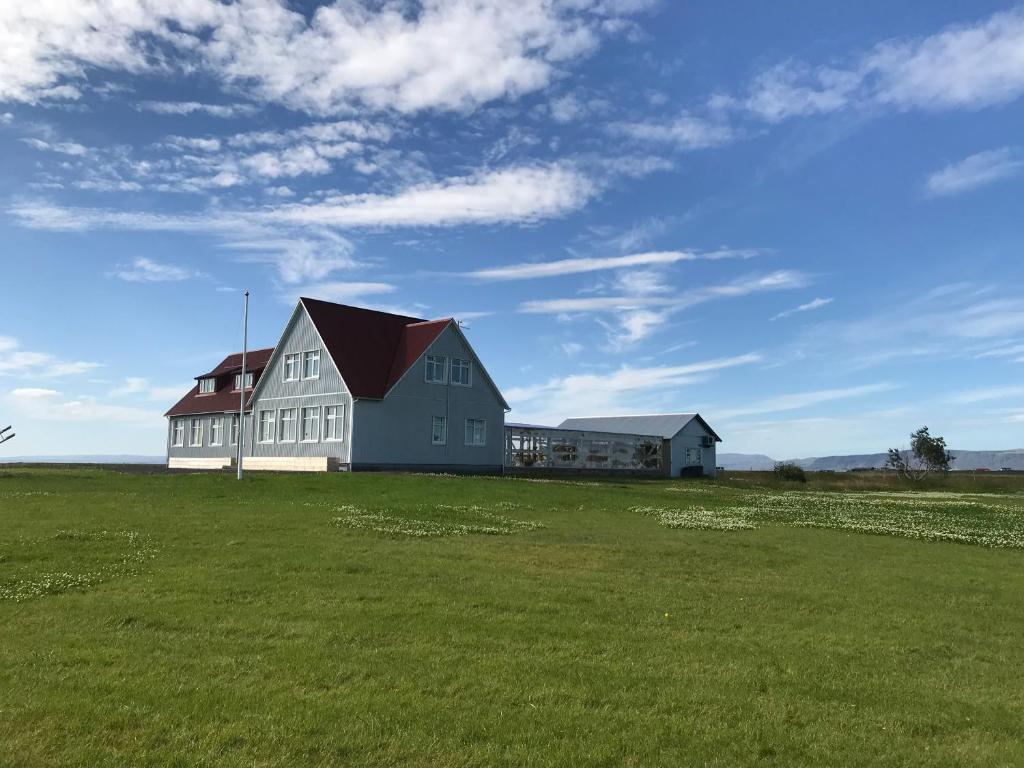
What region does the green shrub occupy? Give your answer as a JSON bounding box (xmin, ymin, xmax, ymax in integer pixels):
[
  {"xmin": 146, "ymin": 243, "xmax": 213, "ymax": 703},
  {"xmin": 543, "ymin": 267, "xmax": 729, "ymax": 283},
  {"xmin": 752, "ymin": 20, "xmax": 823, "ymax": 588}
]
[{"xmin": 774, "ymin": 462, "xmax": 807, "ymax": 483}]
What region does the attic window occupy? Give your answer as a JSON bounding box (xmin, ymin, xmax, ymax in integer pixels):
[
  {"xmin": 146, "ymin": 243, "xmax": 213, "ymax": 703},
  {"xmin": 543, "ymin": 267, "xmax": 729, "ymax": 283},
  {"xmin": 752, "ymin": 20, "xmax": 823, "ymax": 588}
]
[
  {"xmin": 198, "ymin": 378, "xmax": 216, "ymax": 394},
  {"xmin": 451, "ymin": 358, "xmax": 471, "ymax": 386},
  {"xmin": 425, "ymin": 355, "xmax": 446, "ymax": 384},
  {"xmin": 233, "ymin": 372, "xmax": 254, "ymax": 390}
]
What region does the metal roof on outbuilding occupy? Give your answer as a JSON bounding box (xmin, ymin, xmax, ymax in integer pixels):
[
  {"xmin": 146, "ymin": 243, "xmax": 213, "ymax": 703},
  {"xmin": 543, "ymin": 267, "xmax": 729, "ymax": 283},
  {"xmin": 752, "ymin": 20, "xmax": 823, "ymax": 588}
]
[{"xmin": 557, "ymin": 413, "xmax": 721, "ymax": 441}]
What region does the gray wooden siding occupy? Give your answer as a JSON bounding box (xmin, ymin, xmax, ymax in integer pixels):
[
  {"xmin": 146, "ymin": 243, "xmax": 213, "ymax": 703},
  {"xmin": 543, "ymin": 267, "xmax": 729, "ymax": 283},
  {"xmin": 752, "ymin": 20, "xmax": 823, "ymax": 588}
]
[
  {"xmin": 247, "ymin": 307, "xmax": 353, "ymax": 463},
  {"xmin": 351, "ymin": 324, "xmax": 505, "ymax": 468},
  {"xmin": 166, "ymin": 411, "xmax": 252, "ymax": 461},
  {"xmin": 669, "ymin": 419, "xmax": 718, "ymax": 477}
]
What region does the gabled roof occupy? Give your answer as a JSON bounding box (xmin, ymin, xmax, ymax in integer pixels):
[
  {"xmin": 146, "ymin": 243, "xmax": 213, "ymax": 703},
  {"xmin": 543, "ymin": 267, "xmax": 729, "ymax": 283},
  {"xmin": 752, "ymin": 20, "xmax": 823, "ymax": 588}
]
[
  {"xmin": 557, "ymin": 413, "xmax": 722, "ymax": 442},
  {"xmin": 165, "ymin": 347, "xmax": 274, "ymax": 417},
  {"xmin": 300, "ymin": 297, "xmax": 450, "ymax": 400}
]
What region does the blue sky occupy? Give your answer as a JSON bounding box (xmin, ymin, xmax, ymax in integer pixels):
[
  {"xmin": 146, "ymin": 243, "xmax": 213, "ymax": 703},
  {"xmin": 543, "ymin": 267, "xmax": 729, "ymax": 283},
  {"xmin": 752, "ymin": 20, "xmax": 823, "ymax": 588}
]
[{"xmin": 2, "ymin": 0, "xmax": 1024, "ymax": 458}]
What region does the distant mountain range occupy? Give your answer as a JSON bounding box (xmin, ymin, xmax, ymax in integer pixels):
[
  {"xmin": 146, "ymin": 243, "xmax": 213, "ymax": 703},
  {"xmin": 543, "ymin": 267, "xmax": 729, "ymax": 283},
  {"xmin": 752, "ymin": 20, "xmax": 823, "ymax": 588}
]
[
  {"xmin": 0, "ymin": 455, "xmax": 164, "ymax": 465},
  {"xmin": 719, "ymin": 450, "xmax": 1024, "ymax": 472}
]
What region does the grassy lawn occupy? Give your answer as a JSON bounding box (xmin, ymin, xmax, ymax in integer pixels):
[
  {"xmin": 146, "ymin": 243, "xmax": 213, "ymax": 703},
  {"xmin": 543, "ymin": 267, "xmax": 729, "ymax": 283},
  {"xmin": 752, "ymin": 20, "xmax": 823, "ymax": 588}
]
[{"xmin": 2, "ymin": 468, "xmax": 1023, "ymax": 767}]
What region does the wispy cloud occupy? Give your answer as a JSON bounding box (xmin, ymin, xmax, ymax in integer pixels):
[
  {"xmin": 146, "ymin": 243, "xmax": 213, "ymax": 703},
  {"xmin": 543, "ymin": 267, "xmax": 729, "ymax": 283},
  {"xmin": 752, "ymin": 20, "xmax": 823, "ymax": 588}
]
[
  {"xmin": 279, "ymin": 281, "xmax": 396, "ymax": 306},
  {"xmin": 0, "ymin": 337, "xmax": 101, "ymax": 379},
  {"xmin": 520, "ymin": 270, "xmax": 809, "ymax": 314},
  {"xmin": 925, "ymin": 147, "xmax": 1023, "ymax": 197},
  {"xmin": 138, "ymin": 101, "xmax": 258, "ymax": 118},
  {"xmin": 770, "ymin": 297, "xmax": 833, "ymax": 321},
  {"xmin": 715, "ymin": 383, "xmax": 897, "ymax": 419},
  {"xmin": 112, "ymin": 257, "xmax": 203, "ymax": 283},
  {"xmin": 468, "ymin": 248, "xmax": 755, "ymax": 281},
  {"xmin": 948, "ymin": 385, "xmax": 1024, "ymax": 404},
  {"xmin": 506, "ymin": 353, "xmax": 762, "ymax": 425}
]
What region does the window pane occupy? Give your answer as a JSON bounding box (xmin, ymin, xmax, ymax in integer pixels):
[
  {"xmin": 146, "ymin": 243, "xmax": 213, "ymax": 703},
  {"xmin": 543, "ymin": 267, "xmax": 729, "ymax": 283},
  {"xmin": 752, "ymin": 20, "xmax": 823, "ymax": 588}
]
[
  {"xmin": 432, "ymin": 416, "xmax": 446, "ymax": 444},
  {"xmin": 302, "ymin": 407, "xmax": 319, "ymax": 441}
]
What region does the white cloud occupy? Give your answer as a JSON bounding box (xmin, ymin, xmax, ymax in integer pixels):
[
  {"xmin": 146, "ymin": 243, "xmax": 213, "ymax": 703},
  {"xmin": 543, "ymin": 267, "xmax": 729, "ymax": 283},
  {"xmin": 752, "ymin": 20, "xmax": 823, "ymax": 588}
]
[
  {"xmin": 20, "ymin": 138, "xmax": 90, "ymax": 156},
  {"xmin": 505, "ymin": 353, "xmax": 761, "ymax": 425},
  {"xmin": 271, "ymin": 165, "xmax": 594, "ymax": 228},
  {"xmin": 520, "ymin": 270, "xmax": 809, "ymax": 314},
  {"xmin": 715, "ymin": 383, "xmax": 898, "ymax": 420},
  {"xmin": 949, "ymin": 385, "xmax": 1024, "ymax": 404},
  {"xmin": 469, "ymin": 248, "xmax": 755, "ymax": 281},
  {"xmin": 0, "ymin": 337, "xmax": 101, "ymax": 379},
  {"xmin": 925, "ymin": 147, "xmax": 1023, "ymax": 197},
  {"xmin": 113, "ymin": 257, "xmax": 200, "ymax": 283},
  {"xmin": 10, "ymin": 387, "xmax": 60, "ymax": 399},
  {"xmin": 610, "ymin": 114, "xmax": 734, "ymax": 149},
  {"xmin": 560, "ymin": 341, "xmax": 584, "ymax": 357},
  {"xmin": 0, "ymin": 1, "xmax": 645, "ymax": 114},
  {"xmin": 974, "ymin": 342, "xmax": 1024, "ymax": 360},
  {"xmin": 111, "ymin": 377, "xmax": 190, "ymax": 401},
  {"xmin": 138, "ymin": 101, "xmax": 257, "ymax": 118},
  {"xmin": 770, "ymin": 297, "xmax": 833, "ymax": 321}
]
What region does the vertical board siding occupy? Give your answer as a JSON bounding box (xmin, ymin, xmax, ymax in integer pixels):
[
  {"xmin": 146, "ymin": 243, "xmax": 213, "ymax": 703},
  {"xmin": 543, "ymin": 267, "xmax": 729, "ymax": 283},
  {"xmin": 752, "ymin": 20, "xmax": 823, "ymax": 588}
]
[
  {"xmin": 247, "ymin": 308, "xmax": 353, "ymax": 463},
  {"xmin": 351, "ymin": 324, "xmax": 505, "ymax": 468},
  {"xmin": 166, "ymin": 412, "xmax": 251, "ymax": 462},
  {"xmin": 670, "ymin": 419, "xmax": 718, "ymax": 477}
]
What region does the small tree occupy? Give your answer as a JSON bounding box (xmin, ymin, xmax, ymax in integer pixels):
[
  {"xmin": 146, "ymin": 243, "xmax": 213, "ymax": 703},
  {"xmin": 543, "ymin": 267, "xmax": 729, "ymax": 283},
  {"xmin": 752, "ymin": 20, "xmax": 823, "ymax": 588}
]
[
  {"xmin": 886, "ymin": 426, "xmax": 954, "ymax": 481},
  {"xmin": 773, "ymin": 461, "xmax": 807, "ymax": 483}
]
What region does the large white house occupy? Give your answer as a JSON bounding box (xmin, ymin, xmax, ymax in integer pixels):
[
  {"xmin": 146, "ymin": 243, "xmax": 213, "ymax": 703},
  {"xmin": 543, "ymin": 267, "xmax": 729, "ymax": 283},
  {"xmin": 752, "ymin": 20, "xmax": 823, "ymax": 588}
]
[{"xmin": 166, "ymin": 298, "xmax": 507, "ymax": 472}]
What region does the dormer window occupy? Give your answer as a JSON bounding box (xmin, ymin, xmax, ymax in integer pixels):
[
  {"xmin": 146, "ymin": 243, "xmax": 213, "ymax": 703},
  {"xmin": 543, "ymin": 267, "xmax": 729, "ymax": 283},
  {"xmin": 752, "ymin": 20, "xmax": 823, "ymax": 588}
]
[
  {"xmin": 233, "ymin": 372, "xmax": 254, "ymax": 390},
  {"xmin": 198, "ymin": 378, "xmax": 216, "ymax": 394}
]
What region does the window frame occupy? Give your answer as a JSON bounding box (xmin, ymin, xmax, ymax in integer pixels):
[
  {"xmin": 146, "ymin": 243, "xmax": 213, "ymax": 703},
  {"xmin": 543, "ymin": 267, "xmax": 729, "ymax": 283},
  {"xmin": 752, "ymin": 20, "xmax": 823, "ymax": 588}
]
[
  {"xmin": 300, "ymin": 406, "xmax": 321, "ymax": 443},
  {"xmin": 198, "ymin": 377, "xmax": 216, "ymax": 394},
  {"xmin": 302, "ymin": 350, "xmax": 321, "ymax": 380},
  {"xmin": 450, "ymin": 358, "xmax": 472, "ymax": 387},
  {"xmin": 324, "ymin": 405, "xmax": 344, "ymax": 442},
  {"xmin": 464, "ymin": 418, "xmax": 486, "ymax": 447},
  {"xmin": 189, "ymin": 418, "xmax": 203, "ymax": 447},
  {"xmin": 171, "ymin": 419, "xmax": 184, "ymax": 447},
  {"xmin": 283, "ymin": 353, "xmax": 300, "ymax": 382},
  {"xmin": 209, "ymin": 416, "xmax": 224, "ymax": 446},
  {"xmin": 230, "ymin": 414, "xmax": 239, "ymax": 446},
  {"xmin": 431, "ymin": 415, "xmax": 447, "ymax": 446},
  {"xmin": 424, "ymin": 354, "xmax": 447, "ymax": 384},
  {"xmin": 258, "ymin": 410, "xmax": 276, "ymax": 444},
  {"xmin": 233, "ymin": 372, "xmax": 254, "ymax": 391},
  {"xmin": 277, "ymin": 407, "xmax": 297, "ymax": 443}
]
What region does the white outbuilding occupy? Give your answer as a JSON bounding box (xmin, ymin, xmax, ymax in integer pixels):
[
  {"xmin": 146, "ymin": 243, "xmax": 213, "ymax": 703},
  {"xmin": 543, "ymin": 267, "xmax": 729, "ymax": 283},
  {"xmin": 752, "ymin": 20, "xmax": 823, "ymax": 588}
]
[{"xmin": 557, "ymin": 413, "xmax": 721, "ymax": 477}]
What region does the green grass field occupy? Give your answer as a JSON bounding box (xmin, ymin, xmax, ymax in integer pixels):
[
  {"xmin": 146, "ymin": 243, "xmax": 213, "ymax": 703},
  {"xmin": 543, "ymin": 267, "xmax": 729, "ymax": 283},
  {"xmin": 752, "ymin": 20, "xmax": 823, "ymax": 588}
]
[{"xmin": 2, "ymin": 468, "xmax": 1024, "ymax": 767}]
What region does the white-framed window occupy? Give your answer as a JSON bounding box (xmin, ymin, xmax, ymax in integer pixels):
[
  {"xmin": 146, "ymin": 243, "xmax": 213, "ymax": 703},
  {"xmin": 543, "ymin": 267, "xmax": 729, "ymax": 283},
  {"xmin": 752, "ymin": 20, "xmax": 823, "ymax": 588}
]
[
  {"xmin": 464, "ymin": 418, "xmax": 486, "ymax": 447},
  {"xmin": 302, "ymin": 350, "xmax": 320, "ymax": 380},
  {"xmin": 198, "ymin": 378, "xmax": 216, "ymax": 394},
  {"xmin": 425, "ymin": 354, "xmax": 446, "ymax": 383},
  {"xmin": 233, "ymin": 372, "xmax": 254, "ymax": 390},
  {"xmin": 230, "ymin": 414, "xmax": 239, "ymax": 446},
  {"xmin": 283, "ymin": 353, "xmax": 300, "ymax": 382},
  {"xmin": 301, "ymin": 406, "xmax": 320, "ymax": 442},
  {"xmin": 450, "ymin": 358, "xmax": 471, "ymax": 387},
  {"xmin": 258, "ymin": 410, "xmax": 275, "ymax": 443},
  {"xmin": 324, "ymin": 405, "xmax": 344, "ymax": 441},
  {"xmin": 189, "ymin": 418, "xmax": 203, "ymax": 446},
  {"xmin": 431, "ymin": 416, "xmax": 447, "ymax": 445},
  {"xmin": 684, "ymin": 447, "xmax": 702, "ymax": 466},
  {"xmin": 210, "ymin": 417, "xmax": 224, "ymax": 446},
  {"xmin": 278, "ymin": 408, "xmax": 297, "ymax": 442},
  {"xmin": 171, "ymin": 420, "xmax": 184, "ymax": 447}
]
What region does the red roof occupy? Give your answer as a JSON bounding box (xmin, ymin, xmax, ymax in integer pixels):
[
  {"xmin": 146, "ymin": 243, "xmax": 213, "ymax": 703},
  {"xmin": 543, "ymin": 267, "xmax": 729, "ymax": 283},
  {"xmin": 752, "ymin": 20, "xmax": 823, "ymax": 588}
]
[
  {"xmin": 301, "ymin": 298, "xmax": 450, "ymax": 399},
  {"xmin": 164, "ymin": 347, "xmax": 275, "ymax": 417}
]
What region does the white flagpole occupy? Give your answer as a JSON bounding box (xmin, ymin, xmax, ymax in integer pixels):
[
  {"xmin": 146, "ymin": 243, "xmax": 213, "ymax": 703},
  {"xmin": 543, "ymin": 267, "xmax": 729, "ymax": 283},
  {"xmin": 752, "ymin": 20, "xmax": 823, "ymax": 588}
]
[{"xmin": 237, "ymin": 290, "xmax": 249, "ymax": 480}]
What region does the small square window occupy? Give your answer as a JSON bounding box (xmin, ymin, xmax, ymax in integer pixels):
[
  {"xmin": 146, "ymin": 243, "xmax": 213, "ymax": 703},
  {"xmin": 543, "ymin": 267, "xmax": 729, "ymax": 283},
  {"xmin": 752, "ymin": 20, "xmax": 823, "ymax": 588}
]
[
  {"xmin": 283, "ymin": 353, "xmax": 300, "ymax": 382},
  {"xmin": 451, "ymin": 358, "xmax": 471, "ymax": 386},
  {"xmin": 425, "ymin": 355, "xmax": 446, "ymax": 383}
]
